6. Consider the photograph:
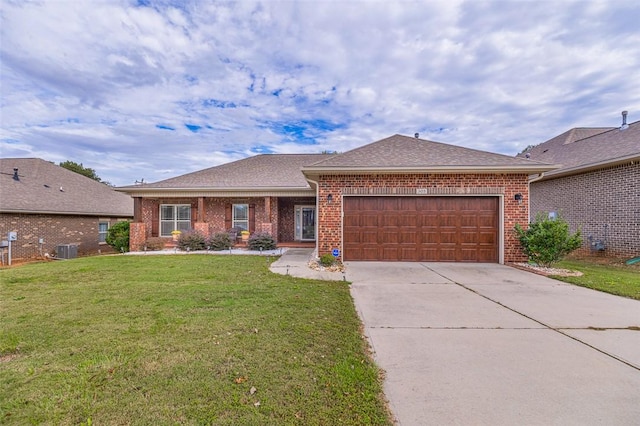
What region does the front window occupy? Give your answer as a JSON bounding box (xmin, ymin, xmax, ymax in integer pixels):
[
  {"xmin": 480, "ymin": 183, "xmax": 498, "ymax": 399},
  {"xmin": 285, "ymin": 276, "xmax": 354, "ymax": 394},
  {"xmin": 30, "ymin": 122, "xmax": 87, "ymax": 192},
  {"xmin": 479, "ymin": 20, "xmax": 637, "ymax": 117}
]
[
  {"xmin": 160, "ymin": 204, "xmax": 191, "ymax": 236},
  {"xmin": 232, "ymin": 204, "xmax": 249, "ymax": 230},
  {"xmin": 98, "ymin": 221, "xmax": 109, "ymax": 243}
]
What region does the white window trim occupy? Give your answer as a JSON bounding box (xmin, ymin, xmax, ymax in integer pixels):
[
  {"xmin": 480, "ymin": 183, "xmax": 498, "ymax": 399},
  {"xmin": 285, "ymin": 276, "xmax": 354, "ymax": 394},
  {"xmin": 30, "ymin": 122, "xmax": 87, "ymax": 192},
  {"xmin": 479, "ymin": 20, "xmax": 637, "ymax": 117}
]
[
  {"xmin": 98, "ymin": 220, "xmax": 110, "ymax": 244},
  {"xmin": 160, "ymin": 204, "xmax": 191, "ymax": 237},
  {"xmin": 232, "ymin": 204, "xmax": 249, "ymax": 231}
]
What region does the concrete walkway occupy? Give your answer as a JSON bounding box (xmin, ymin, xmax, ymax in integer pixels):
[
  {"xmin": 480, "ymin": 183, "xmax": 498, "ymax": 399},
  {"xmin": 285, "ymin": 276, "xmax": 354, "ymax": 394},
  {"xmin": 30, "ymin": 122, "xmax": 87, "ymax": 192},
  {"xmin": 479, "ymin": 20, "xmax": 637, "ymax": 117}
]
[
  {"xmin": 346, "ymin": 262, "xmax": 640, "ymax": 425},
  {"xmin": 269, "ymin": 248, "xmax": 344, "ymax": 281}
]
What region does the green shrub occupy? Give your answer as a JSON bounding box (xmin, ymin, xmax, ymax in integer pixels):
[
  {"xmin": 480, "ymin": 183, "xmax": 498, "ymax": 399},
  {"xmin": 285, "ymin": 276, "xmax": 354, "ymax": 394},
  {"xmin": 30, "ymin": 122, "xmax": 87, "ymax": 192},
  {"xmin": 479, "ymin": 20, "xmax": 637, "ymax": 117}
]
[
  {"xmin": 106, "ymin": 221, "xmax": 130, "ymax": 253},
  {"xmin": 144, "ymin": 237, "xmax": 165, "ymax": 251},
  {"xmin": 247, "ymin": 232, "xmax": 277, "ymax": 251},
  {"xmin": 515, "ymin": 213, "xmax": 582, "ymax": 267},
  {"xmin": 319, "ymin": 253, "xmax": 335, "ymax": 267},
  {"xmin": 209, "ymin": 232, "xmax": 235, "ymax": 251},
  {"xmin": 177, "ymin": 231, "xmax": 207, "ymax": 251}
]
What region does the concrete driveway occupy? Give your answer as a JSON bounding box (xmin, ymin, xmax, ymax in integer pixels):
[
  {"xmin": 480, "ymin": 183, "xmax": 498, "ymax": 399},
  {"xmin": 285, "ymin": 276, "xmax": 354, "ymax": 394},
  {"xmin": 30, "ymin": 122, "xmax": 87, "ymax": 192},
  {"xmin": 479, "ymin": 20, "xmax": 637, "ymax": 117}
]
[{"xmin": 346, "ymin": 262, "xmax": 640, "ymax": 425}]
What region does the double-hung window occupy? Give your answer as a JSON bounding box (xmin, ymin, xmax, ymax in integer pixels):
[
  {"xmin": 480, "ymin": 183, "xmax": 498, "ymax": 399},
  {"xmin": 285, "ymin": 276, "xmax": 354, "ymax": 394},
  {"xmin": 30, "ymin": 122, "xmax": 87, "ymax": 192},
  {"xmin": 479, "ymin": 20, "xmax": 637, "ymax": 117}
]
[
  {"xmin": 98, "ymin": 221, "xmax": 109, "ymax": 243},
  {"xmin": 232, "ymin": 204, "xmax": 249, "ymax": 230},
  {"xmin": 160, "ymin": 204, "xmax": 191, "ymax": 236}
]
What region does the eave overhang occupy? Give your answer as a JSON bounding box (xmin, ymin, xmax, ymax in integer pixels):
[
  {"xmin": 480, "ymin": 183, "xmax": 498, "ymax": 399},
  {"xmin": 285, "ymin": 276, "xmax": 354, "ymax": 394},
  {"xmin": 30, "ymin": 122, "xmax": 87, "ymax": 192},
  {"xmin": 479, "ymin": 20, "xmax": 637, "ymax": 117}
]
[
  {"xmin": 302, "ymin": 164, "xmax": 559, "ymax": 179},
  {"xmin": 114, "ymin": 186, "xmax": 316, "ymax": 198},
  {"xmin": 530, "ymin": 154, "xmax": 640, "ymax": 183},
  {"xmin": 0, "ymin": 209, "xmax": 133, "ymax": 217}
]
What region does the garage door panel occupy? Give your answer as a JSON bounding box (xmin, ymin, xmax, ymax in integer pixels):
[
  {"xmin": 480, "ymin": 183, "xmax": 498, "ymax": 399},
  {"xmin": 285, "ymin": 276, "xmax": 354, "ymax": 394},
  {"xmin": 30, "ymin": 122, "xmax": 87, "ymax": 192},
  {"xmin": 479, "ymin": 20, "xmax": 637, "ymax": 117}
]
[
  {"xmin": 478, "ymin": 216, "xmax": 496, "ymax": 227},
  {"xmin": 381, "ymin": 232, "xmax": 399, "ymax": 244},
  {"xmin": 478, "ymin": 231, "xmax": 496, "ymax": 244},
  {"xmin": 439, "ymin": 249, "xmax": 457, "ymax": 262},
  {"xmin": 343, "ymin": 196, "xmax": 498, "ymax": 262},
  {"xmin": 460, "ymin": 232, "xmax": 479, "ymax": 244},
  {"xmin": 460, "ymin": 250, "xmax": 479, "ymax": 262},
  {"xmin": 440, "ymin": 215, "xmax": 458, "ymax": 227},
  {"xmin": 398, "ymin": 215, "xmax": 418, "ymax": 227},
  {"xmin": 399, "ymin": 232, "xmax": 417, "ymax": 243},
  {"xmin": 361, "ymin": 214, "xmax": 378, "ymax": 227},
  {"xmin": 461, "ymin": 215, "xmax": 478, "ymax": 227},
  {"xmin": 440, "ymin": 232, "xmax": 457, "ymax": 244}
]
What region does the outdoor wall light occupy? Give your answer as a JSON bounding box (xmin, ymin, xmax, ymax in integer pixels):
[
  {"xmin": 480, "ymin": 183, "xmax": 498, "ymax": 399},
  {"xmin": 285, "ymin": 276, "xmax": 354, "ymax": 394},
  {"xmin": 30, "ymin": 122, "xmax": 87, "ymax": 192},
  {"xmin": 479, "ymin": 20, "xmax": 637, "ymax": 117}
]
[
  {"xmin": 327, "ymin": 194, "xmax": 333, "ymax": 204},
  {"xmin": 514, "ymin": 193, "xmax": 523, "ymax": 204}
]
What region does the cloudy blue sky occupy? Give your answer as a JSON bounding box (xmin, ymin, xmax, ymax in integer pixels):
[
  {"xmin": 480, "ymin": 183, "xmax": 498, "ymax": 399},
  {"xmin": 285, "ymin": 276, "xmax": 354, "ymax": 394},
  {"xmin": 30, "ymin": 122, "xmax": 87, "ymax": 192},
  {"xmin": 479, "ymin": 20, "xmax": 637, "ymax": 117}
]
[{"xmin": 1, "ymin": 0, "xmax": 639, "ymax": 186}]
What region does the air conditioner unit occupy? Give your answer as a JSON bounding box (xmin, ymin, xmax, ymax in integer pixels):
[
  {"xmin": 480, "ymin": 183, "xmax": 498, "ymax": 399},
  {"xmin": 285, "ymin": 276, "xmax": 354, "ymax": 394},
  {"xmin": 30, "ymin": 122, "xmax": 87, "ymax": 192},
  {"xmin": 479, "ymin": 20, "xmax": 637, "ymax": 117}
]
[{"xmin": 57, "ymin": 244, "xmax": 78, "ymax": 259}]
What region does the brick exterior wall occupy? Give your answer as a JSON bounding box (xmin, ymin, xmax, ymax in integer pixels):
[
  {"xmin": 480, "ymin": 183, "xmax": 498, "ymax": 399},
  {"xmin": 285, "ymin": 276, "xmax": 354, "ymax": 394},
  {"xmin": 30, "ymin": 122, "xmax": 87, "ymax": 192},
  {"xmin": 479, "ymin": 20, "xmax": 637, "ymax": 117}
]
[
  {"xmin": 0, "ymin": 213, "xmax": 126, "ymax": 261},
  {"xmin": 530, "ymin": 162, "xmax": 639, "ymax": 258},
  {"xmin": 316, "ymin": 173, "xmax": 531, "ymax": 263},
  {"xmin": 132, "ymin": 196, "xmax": 310, "ymax": 250},
  {"xmin": 277, "ymin": 197, "xmax": 316, "ymax": 242}
]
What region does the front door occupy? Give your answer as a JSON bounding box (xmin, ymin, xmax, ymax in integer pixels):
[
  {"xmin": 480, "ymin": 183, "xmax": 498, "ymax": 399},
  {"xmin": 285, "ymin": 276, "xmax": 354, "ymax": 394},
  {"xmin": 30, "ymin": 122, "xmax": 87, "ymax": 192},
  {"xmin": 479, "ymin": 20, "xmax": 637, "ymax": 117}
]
[{"xmin": 295, "ymin": 205, "xmax": 316, "ymax": 241}]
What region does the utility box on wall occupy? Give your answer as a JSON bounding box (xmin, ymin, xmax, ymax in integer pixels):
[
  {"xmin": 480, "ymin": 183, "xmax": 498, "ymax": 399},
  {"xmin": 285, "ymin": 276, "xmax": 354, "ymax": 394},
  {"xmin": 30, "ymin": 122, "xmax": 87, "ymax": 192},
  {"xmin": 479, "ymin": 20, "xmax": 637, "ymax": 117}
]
[{"xmin": 57, "ymin": 244, "xmax": 78, "ymax": 259}]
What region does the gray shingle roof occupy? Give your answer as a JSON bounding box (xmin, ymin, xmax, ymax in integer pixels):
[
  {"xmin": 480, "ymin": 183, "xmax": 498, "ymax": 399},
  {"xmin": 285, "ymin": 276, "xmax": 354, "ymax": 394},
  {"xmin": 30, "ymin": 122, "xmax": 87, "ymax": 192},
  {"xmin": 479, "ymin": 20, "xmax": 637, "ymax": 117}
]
[
  {"xmin": 304, "ymin": 134, "xmax": 555, "ymax": 173},
  {"xmin": 1, "ymin": 158, "xmax": 133, "ymax": 216},
  {"xmin": 119, "ymin": 154, "xmax": 333, "ymax": 190},
  {"xmin": 522, "ymin": 121, "xmax": 640, "ymax": 179}
]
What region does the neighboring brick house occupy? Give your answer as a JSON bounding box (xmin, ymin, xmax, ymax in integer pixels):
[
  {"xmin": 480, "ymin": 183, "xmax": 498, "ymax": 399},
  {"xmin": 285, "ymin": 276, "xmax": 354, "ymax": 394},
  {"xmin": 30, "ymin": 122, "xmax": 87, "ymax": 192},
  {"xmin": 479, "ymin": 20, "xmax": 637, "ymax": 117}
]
[
  {"xmin": 522, "ymin": 114, "xmax": 640, "ymax": 258},
  {"xmin": 0, "ymin": 158, "xmax": 134, "ymax": 261},
  {"xmin": 118, "ymin": 134, "xmax": 554, "ymax": 263}
]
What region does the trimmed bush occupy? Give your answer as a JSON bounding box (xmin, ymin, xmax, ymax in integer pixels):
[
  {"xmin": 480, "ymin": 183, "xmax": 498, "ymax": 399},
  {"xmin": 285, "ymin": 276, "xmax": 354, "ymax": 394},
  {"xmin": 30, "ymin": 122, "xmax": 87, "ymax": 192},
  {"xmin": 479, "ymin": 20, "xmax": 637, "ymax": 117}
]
[
  {"xmin": 177, "ymin": 231, "xmax": 207, "ymax": 251},
  {"xmin": 515, "ymin": 213, "xmax": 582, "ymax": 267},
  {"xmin": 247, "ymin": 232, "xmax": 277, "ymax": 251},
  {"xmin": 106, "ymin": 221, "xmax": 130, "ymax": 253},
  {"xmin": 209, "ymin": 232, "xmax": 235, "ymax": 251},
  {"xmin": 144, "ymin": 237, "xmax": 166, "ymax": 251},
  {"xmin": 319, "ymin": 253, "xmax": 335, "ymax": 267}
]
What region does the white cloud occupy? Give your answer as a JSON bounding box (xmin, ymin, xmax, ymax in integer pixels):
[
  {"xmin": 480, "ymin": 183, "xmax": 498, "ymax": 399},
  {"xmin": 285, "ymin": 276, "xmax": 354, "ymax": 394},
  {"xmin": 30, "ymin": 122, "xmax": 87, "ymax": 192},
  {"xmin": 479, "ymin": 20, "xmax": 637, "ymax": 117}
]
[{"xmin": 1, "ymin": 0, "xmax": 639, "ymax": 186}]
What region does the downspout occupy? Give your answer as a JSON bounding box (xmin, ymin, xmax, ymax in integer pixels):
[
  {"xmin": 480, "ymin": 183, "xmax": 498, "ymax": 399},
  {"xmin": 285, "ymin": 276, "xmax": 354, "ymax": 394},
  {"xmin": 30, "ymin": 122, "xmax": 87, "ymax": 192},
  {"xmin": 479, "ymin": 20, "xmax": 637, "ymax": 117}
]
[
  {"xmin": 529, "ymin": 172, "xmax": 546, "ymax": 184},
  {"xmin": 305, "ymin": 176, "xmax": 320, "ymax": 256},
  {"xmin": 527, "ymin": 173, "xmax": 546, "ymax": 222}
]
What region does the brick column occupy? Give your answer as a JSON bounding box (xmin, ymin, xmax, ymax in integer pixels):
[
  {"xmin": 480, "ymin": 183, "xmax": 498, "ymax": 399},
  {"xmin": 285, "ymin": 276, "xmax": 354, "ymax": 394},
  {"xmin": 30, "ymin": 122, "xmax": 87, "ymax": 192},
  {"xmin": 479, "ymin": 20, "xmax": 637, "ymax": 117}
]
[
  {"xmin": 194, "ymin": 222, "xmax": 209, "ymax": 237},
  {"xmin": 129, "ymin": 222, "xmax": 146, "ymax": 251}
]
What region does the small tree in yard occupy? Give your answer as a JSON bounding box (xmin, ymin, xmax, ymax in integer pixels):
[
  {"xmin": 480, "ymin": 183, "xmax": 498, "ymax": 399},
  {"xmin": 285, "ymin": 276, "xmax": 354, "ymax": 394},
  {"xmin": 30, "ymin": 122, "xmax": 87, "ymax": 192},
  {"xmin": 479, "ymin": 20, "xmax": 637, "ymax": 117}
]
[
  {"xmin": 514, "ymin": 213, "xmax": 582, "ymax": 267},
  {"xmin": 106, "ymin": 221, "xmax": 130, "ymax": 253}
]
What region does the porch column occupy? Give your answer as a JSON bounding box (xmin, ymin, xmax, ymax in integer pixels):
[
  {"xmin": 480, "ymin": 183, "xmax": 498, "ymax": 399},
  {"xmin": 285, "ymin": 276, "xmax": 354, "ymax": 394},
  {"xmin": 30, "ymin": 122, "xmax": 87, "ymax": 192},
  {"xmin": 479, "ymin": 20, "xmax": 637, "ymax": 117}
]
[
  {"xmin": 133, "ymin": 197, "xmax": 143, "ymax": 222},
  {"xmin": 129, "ymin": 222, "xmax": 146, "ymax": 251},
  {"xmin": 197, "ymin": 197, "xmax": 205, "ymax": 222},
  {"xmin": 261, "ymin": 196, "xmax": 274, "ymax": 235}
]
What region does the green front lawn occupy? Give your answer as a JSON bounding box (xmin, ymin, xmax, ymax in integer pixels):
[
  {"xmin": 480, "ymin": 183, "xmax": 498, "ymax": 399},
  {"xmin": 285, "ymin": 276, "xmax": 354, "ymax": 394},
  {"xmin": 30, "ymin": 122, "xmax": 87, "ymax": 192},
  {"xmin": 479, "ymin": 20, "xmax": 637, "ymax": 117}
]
[
  {"xmin": 0, "ymin": 255, "xmax": 391, "ymax": 425},
  {"xmin": 552, "ymin": 259, "xmax": 640, "ymax": 300}
]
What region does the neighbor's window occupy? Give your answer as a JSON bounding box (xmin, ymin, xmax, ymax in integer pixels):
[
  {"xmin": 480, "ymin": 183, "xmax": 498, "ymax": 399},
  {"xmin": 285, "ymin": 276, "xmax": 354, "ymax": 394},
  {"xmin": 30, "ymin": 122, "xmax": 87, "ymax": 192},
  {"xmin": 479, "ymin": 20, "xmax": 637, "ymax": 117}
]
[
  {"xmin": 232, "ymin": 204, "xmax": 249, "ymax": 230},
  {"xmin": 160, "ymin": 204, "xmax": 191, "ymax": 236},
  {"xmin": 98, "ymin": 221, "xmax": 109, "ymax": 243}
]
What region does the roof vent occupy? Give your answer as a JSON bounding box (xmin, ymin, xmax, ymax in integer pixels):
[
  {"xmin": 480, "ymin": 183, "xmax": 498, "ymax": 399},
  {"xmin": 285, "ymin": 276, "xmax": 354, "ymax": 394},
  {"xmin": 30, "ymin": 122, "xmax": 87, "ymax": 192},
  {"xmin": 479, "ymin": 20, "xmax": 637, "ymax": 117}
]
[
  {"xmin": 414, "ymin": 133, "xmax": 419, "ymax": 139},
  {"xmin": 13, "ymin": 168, "xmax": 19, "ymax": 181},
  {"xmin": 620, "ymin": 110, "xmax": 629, "ymax": 130}
]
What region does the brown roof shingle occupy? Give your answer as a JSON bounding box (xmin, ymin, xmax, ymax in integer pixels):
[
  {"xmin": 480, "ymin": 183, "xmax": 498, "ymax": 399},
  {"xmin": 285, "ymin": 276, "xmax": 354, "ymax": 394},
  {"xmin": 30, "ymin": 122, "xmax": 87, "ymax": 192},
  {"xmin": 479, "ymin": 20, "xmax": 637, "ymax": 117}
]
[
  {"xmin": 304, "ymin": 134, "xmax": 555, "ymax": 173},
  {"xmin": 119, "ymin": 154, "xmax": 334, "ymax": 190},
  {"xmin": 0, "ymin": 158, "xmax": 133, "ymax": 216},
  {"xmin": 521, "ymin": 121, "xmax": 640, "ymax": 178}
]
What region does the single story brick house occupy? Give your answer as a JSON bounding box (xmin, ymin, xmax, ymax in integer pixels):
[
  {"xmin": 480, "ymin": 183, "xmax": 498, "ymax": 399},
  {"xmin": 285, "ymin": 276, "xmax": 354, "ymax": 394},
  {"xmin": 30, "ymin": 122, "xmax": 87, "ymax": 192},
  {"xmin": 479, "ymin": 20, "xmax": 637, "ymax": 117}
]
[
  {"xmin": 118, "ymin": 134, "xmax": 555, "ymax": 263},
  {"xmin": 522, "ymin": 113, "xmax": 639, "ymax": 258},
  {"xmin": 0, "ymin": 158, "xmax": 134, "ymax": 261}
]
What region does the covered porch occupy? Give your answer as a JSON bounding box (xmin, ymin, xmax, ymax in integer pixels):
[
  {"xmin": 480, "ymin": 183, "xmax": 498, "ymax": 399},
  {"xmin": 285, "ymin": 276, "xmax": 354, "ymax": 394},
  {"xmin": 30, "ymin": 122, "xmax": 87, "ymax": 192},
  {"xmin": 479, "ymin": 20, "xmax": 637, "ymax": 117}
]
[{"xmin": 129, "ymin": 195, "xmax": 317, "ymax": 251}]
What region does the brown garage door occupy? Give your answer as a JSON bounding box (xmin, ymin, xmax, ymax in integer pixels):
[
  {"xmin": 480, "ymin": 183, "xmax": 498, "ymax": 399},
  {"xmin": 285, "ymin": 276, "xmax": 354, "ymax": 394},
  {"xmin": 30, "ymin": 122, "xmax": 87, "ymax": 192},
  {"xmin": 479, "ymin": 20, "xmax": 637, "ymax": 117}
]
[{"xmin": 343, "ymin": 196, "xmax": 498, "ymax": 262}]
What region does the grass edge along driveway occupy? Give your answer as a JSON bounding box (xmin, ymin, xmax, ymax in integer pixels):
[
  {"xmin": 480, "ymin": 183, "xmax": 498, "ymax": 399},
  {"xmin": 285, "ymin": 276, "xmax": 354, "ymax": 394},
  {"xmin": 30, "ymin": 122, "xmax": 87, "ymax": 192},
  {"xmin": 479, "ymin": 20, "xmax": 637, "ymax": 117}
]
[
  {"xmin": 0, "ymin": 255, "xmax": 392, "ymax": 425},
  {"xmin": 553, "ymin": 259, "xmax": 640, "ymax": 300}
]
